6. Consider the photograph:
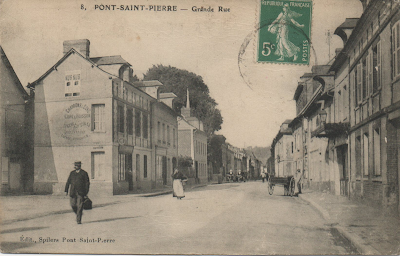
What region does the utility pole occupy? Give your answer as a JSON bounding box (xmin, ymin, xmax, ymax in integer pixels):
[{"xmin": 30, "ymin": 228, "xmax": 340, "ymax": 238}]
[{"xmin": 326, "ymin": 30, "xmax": 332, "ymax": 60}]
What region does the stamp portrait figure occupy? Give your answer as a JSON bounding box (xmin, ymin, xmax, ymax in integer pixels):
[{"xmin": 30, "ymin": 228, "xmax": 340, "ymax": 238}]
[{"xmin": 268, "ymin": 3, "xmax": 305, "ymax": 61}]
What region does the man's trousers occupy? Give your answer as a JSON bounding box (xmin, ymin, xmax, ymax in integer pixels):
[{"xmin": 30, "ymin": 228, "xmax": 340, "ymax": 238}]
[{"xmin": 70, "ymin": 195, "xmax": 84, "ymax": 223}]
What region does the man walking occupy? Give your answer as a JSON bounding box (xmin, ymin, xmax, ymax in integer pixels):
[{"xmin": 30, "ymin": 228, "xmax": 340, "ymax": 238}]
[{"xmin": 65, "ymin": 161, "xmax": 90, "ymax": 224}]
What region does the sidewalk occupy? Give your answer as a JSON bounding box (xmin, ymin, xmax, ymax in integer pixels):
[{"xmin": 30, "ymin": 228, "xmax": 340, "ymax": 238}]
[
  {"xmin": 298, "ymin": 190, "xmax": 400, "ymax": 255},
  {"xmin": 0, "ymin": 183, "xmax": 208, "ymax": 225}
]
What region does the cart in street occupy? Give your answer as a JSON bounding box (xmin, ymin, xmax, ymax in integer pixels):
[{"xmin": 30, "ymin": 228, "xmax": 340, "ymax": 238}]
[{"xmin": 267, "ymin": 175, "xmax": 295, "ymax": 196}]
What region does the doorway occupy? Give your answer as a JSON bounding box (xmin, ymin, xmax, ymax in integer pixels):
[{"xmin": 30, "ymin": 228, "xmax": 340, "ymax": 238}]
[
  {"xmin": 337, "ymin": 144, "xmax": 348, "ymax": 196},
  {"xmin": 162, "ymin": 156, "xmax": 167, "ymax": 185}
]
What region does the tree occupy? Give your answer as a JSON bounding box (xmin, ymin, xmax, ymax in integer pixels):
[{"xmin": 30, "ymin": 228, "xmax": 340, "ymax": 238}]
[{"xmin": 143, "ymin": 65, "xmax": 223, "ymax": 136}]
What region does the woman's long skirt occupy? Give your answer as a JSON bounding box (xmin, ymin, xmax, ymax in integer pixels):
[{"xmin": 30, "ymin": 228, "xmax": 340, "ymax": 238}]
[{"xmin": 173, "ymin": 179, "xmax": 185, "ymax": 198}]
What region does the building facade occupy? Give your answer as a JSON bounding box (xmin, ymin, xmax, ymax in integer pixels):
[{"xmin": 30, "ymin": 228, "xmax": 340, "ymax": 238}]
[
  {"xmin": 28, "ymin": 39, "xmax": 176, "ymax": 195},
  {"xmin": 339, "ymin": 0, "xmax": 400, "ymax": 213},
  {"xmin": 271, "ymin": 120, "xmax": 295, "ymax": 178},
  {"xmin": 0, "ymin": 46, "xmax": 33, "ymax": 194},
  {"xmin": 178, "ymin": 90, "xmax": 208, "ymax": 183}
]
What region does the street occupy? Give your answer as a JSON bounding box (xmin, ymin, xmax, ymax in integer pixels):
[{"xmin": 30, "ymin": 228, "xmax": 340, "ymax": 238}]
[{"xmin": 1, "ymin": 182, "xmax": 357, "ymax": 255}]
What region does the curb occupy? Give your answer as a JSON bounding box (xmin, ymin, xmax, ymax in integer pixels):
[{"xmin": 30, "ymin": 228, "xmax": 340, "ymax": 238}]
[
  {"xmin": 298, "ymin": 193, "xmax": 381, "ymax": 255},
  {"xmin": 335, "ymin": 226, "xmax": 381, "ymax": 255},
  {"xmin": 298, "ymin": 194, "xmax": 331, "ymax": 222}
]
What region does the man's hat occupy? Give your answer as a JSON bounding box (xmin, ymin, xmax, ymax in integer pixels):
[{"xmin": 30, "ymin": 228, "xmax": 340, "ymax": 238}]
[{"xmin": 74, "ymin": 161, "xmax": 82, "ymax": 166}]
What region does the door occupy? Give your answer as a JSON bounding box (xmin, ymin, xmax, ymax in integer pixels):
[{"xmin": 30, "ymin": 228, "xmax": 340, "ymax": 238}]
[
  {"xmin": 195, "ymin": 161, "xmax": 199, "ymax": 183},
  {"xmin": 162, "ymin": 156, "xmax": 167, "ymax": 185},
  {"xmin": 338, "ymin": 145, "xmax": 348, "ymax": 196}
]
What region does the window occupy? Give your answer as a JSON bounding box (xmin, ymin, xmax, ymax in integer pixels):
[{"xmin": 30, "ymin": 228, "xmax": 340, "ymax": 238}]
[
  {"xmin": 374, "ymin": 129, "xmax": 381, "ymax": 176},
  {"xmin": 91, "ymin": 152, "xmax": 105, "ymax": 180},
  {"xmin": 363, "ymin": 133, "xmax": 369, "ymax": 176},
  {"xmin": 167, "ymin": 125, "xmax": 170, "ymax": 145},
  {"xmin": 136, "ymin": 154, "xmax": 140, "ymax": 181},
  {"xmin": 158, "ymin": 122, "xmax": 161, "ymax": 142},
  {"xmin": 291, "ymin": 141, "xmax": 294, "ymax": 154},
  {"xmin": 143, "ymin": 114, "xmax": 148, "ymax": 139},
  {"xmin": 92, "ymin": 104, "xmax": 105, "ymax": 132},
  {"xmin": 362, "ymin": 58, "xmax": 368, "ymax": 100},
  {"xmin": 356, "ymin": 136, "xmax": 362, "ymax": 177},
  {"xmin": 118, "ymin": 105, "xmax": 124, "ymax": 133},
  {"xmin": 127, "ymin": 108, "xmax": 133, "ymax": 135},
  {"xmin": 65, "ymin": 72, "xmax": 81, "ymax": 97},
  {"xmin": 135, "ymin": 109, "xmax": 141, "ymax": 137},
  {"xmin": 162, "ymin": 123, "xmax": 165, "ymax": 143},
  {"xmin": 118, "ymin": 153, "xmax": 126, "ymax": 181},
  {"xmin": 144, "ymin": 155, "xmax": 148, "ymax": 178},
  {"xmin": 173, "ymin": 128, "xmax": 176, "ymax": 147},
  {"xmin": 373, "ymin": 42, "xmax": 381, "ymax": 93},
  {"xmin": 393, "ymin": 21, "xmax": 400, "ymax": 78},
  {"xmin": 356, "ymin": 63, "xmax": 362, "ymax": 104}
]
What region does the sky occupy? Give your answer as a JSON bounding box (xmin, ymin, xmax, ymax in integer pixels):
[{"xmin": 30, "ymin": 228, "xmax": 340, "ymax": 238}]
[{"xmin": 0, "ymin": 0, "xmax": 363, "ymax": 148}]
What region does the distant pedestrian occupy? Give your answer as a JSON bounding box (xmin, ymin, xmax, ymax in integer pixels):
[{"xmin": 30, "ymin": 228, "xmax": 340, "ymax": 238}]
[
  {"xmin": 172, "ymin": 168, "xmax": 187, "ymax": 200},
  {"xmin": 65, "ymin": 161, "xmax": 90, "ymax": 224},
  {"xmin": 295, "ymin": 169, "xmax": 303, "ymax": 195},
  {"xmin": 261, "ymin": 172, "xmax": 266, "ymax": 182}
]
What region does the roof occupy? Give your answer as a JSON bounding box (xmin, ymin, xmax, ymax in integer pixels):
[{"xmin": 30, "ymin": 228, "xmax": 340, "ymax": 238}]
[
  {"xmin": 336, "ymin": 18, "xmax": 359, "ymax": 30},
  {"xmin": 300, "ymin": 73, "xmax": 313, "ymax": 79},
  {"xmin": 90, "ymin": 55, "xmax": 131, "ymax": 66},
  {"xmin": 28, "ymin": 49, "xmax": 103, "ymax": 88},
  {"xmin": 143, "ymin": 80, "xmax": 163, "ymax": 86},
  {"xmin": 283, "ymin": 119, "xmax": 292, "ymax": 124},
  {"xmin": 159, "ymin": 92, "xmax": 177, "ymax": 99},
  {"xmin": 1, "ymin": 45, "xmax": 28, "ymax": 96}
]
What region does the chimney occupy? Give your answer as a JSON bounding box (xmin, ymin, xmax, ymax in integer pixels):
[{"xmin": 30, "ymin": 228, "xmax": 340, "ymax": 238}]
[
  {"xmin": 159, "ymin": 92, "xmax": 177, "ymax": 109},
  {"xmin": 63, "ymin": 39, "xmax": 90, "ymax": 58}
]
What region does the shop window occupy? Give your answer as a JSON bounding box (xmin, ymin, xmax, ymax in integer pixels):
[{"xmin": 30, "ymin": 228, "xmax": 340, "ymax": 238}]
[
  {"xmin": 143, "ymin": 155, "xmax": 147, "ymax": 178},
  {"xmin": 355, "ymin": 136, "xmax": 361, "ymax": 177},
  {"xmin": 65, "ymin": 72, "xmax": 81, "ymax": 97},
  {"xmin": 92, "ymin": 104, "xmax": 105, "ymax": 132},
  {"xmin": 363, "ymin": 133, "xmax": 369, "ymax": 176},
  {"xmin": 118, "ymin": 153, "xmax": 126, "ymax": 181},
  {"xmin": 136, "ymin": 154, "xmax": 140, "ymax": 181},
  {"xmin": 91, "ymin": 152, "xmax": 105, "ymax": 180},
  {"xmin": 374, "ymin": 129, "xmax": 381, "ymax": 176}
]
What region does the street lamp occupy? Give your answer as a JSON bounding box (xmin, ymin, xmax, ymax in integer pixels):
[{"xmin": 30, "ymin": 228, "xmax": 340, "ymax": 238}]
[{"xmin": 319, "ymin": 109, "xmax": 327, "ymax": 124}]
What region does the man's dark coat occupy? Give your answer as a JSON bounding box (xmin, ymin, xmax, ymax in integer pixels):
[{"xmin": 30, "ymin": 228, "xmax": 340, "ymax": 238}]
[{"xmin": 65, "ymin": 170, "xmax": 90, "ymax": 197}]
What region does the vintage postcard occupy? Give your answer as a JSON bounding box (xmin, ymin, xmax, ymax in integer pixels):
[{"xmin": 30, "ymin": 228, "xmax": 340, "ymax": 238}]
[{"xmin": 1, "ymin": 0, "xmax": 400, "ymax": 255}]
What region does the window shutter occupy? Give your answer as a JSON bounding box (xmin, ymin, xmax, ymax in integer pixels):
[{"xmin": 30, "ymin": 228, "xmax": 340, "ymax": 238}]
[{"xmin": 91, "ymin": 105, "xmax": 95, "ymax": 131}]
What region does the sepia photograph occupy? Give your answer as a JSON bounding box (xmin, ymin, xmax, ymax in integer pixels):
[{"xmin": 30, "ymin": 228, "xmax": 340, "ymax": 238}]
[{"xmin": 1, "ymin": 0, "xmax": 400, "ymax": 254}]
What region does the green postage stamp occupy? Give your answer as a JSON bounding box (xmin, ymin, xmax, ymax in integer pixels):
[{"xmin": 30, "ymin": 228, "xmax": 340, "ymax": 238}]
[{"xmin": 258, "ymin": 0, "xmax": 312, "ymax": 65}]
